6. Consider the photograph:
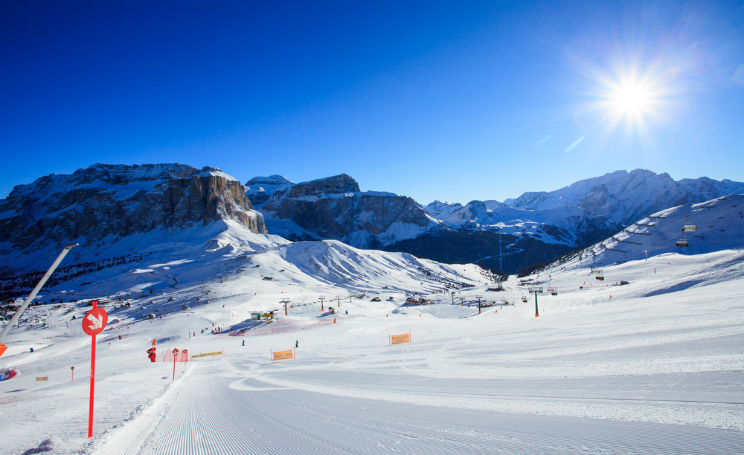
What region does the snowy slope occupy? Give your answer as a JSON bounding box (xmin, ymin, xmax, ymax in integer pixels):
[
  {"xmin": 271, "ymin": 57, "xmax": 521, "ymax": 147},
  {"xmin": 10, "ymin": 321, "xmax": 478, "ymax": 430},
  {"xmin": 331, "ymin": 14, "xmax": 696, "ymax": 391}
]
[
  {"xmin": 1, "ymin": 219, "xmax": 742, "ymax": 454},
  {"xmin": 536, "ymin": 193, "xmax": 744, "ymax": 274},
  {"xmin": 2, "ymin": 173, "xmax": 743, "ymax": 455}
]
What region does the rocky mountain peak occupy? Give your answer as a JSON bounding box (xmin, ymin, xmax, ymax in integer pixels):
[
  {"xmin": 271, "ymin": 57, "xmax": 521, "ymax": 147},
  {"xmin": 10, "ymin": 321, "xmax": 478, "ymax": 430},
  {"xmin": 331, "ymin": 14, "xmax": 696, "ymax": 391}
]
[
  {"xmin": 246, "ymin": 175, "xmax": 294, "ymax": 186},
  {"xmin": 0, "ymin": 163, "xmax": 265, "ymax": 273},
  {"xmin": 288, "ymin": 174, "xmax": 360, "ymax": 198},
  {"xmin": 70, "ymin": 163, "xmax": 228, "ymax": 186}
]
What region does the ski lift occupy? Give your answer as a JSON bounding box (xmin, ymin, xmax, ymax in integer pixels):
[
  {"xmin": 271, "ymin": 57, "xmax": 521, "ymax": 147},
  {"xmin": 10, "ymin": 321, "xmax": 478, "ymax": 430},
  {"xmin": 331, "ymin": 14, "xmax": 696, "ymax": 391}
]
[
  {"xmin": 521, "ymin": 295, "xmax": 527, "ymax": 303},
  {"xmin": 595, "ymin": 274, "xmax": 604, "ymax": 281},
  {"xmin": 677, "ymin": 215, "xmax": 694, "ymax": 248},
  {"xmin": 591, "ymin": 268, "xmax": 601, "ymax": 275},
  {"xmin": 682, "ymin": 215, "xmax": 697, "ymax": 232}
]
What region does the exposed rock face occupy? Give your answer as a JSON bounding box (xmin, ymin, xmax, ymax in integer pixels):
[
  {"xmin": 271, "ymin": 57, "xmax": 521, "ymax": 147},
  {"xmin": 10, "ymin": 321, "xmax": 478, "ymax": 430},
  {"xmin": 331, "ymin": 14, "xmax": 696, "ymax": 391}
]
[
  {"xmin": 0, "ymin": 163, "xmax": 266, "ymax": 257},
  {"xmin": 255, "ymin": 174, "xmax": 437, "ymax": 248},
  {"xmin": 288, "ymin": 174, "xmax": 359, "ymax": 198}
]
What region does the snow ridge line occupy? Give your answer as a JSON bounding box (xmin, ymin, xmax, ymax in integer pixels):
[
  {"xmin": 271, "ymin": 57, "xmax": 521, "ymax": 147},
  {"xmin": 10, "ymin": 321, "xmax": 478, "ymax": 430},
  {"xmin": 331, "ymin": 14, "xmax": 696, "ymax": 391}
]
[{"xmin": 89, "ymin": 363, "xmax": 194, "ymax": 455}]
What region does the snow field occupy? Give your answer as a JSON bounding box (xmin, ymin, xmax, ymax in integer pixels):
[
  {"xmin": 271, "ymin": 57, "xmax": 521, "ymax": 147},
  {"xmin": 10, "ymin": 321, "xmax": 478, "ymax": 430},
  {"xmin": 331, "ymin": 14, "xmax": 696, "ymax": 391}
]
[{"xmin": 1, "ymin": 217, "xmax": 743, "ymax": 453}]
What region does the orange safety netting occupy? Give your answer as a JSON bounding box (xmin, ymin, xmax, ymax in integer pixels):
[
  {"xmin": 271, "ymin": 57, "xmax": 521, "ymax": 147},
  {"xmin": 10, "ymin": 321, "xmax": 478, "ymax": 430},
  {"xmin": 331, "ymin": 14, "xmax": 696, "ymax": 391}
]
[{"xmin": 162, "ymin": 348, "xmax": 189, "ymax": 362}]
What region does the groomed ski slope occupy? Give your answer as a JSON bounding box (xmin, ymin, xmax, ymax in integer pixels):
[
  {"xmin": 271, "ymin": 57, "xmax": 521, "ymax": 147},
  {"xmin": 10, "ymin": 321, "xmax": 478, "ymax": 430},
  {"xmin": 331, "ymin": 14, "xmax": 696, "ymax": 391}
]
[
  {"xmin": 88, "ymin": 249, "xmax": 744, "ymax": 455},
  {"xmin": 1, "ymin": 197, "xmax": 743, "ymax": 455}
]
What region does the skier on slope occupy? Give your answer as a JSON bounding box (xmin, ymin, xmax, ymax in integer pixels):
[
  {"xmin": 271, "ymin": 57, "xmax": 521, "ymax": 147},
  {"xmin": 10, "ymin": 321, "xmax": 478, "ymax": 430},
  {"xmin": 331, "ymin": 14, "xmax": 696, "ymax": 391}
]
[
  {"xmin": 295, "ymin": 340, "xmax": 299, "ymax": 348},
  {"xmin": 242, "ymin": 340, "xmax": 245, "ymax": 346}
]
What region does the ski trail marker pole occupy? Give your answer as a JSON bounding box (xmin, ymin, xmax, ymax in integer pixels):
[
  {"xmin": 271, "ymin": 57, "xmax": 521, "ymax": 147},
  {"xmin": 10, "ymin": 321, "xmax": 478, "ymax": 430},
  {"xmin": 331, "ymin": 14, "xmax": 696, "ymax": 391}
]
[{"xmin": 82, "ymin": 300, "xmax": 108, "ymax": 438}]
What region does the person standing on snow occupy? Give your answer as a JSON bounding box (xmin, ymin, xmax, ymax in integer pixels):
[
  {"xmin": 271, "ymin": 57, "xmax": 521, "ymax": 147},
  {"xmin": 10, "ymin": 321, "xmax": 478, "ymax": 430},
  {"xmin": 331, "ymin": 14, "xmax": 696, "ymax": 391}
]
[
  {"xmin": 242, "ymin": 339, "xmax": 245, "ymax": 346},
  {"xmin": 295, "ymin": 340, "xmax": 298, "ymax": 348}
]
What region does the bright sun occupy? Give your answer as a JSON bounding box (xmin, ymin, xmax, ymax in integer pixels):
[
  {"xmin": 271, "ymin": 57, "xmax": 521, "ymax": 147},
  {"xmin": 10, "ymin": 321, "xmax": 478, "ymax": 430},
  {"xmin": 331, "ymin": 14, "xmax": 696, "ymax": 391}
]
[{"xmin": 610, "ymin": 82, "xmax": 653, "ymax": 116}]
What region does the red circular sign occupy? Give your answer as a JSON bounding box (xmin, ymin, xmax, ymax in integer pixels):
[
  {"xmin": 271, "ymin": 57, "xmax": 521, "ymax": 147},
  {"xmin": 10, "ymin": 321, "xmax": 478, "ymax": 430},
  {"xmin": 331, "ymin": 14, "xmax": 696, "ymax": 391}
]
[{"xmin": 82, "ymin": 308, "xmax": 108, "ymax": 336}]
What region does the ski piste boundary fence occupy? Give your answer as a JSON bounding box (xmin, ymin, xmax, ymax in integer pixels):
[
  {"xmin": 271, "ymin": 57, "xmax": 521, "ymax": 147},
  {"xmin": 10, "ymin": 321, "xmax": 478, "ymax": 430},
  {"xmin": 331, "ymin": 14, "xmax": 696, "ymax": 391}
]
[{"xmin": 215, "ymin": 317, "xmax": 355, "ymax": 338}]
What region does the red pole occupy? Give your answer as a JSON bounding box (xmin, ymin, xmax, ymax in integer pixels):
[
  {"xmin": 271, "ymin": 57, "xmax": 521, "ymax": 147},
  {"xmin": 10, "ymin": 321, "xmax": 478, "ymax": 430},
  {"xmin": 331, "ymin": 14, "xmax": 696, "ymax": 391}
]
[
  {"xmin": 88, "ymin": 301, "xmax": 97, "ymax": 438},
  {"xmin": 172, "ymin": 348, "xmax": 178, "ymax": 380}
]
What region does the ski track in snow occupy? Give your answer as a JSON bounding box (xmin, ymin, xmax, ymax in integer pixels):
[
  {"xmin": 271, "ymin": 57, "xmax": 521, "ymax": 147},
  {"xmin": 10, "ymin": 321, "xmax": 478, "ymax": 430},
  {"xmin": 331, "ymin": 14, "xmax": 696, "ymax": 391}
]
[{"xmin": 91, "ymin": 362, "xmax": 744, "ymax": 455}]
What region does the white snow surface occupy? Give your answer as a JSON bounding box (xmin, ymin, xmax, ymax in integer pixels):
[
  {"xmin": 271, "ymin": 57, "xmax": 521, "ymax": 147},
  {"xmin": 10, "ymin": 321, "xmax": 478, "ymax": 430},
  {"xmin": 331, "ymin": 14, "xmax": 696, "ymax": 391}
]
[{"xmin": 1, "ymin": 200, "xmax": 743, "ymax": 454}]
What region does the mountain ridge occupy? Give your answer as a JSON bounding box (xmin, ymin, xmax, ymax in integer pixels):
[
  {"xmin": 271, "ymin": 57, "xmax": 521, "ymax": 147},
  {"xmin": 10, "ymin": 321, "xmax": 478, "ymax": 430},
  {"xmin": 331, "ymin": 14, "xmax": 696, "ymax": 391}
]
[{"xmin": 505, "ymin": 169, "xmax": 743, "ymax": 225}]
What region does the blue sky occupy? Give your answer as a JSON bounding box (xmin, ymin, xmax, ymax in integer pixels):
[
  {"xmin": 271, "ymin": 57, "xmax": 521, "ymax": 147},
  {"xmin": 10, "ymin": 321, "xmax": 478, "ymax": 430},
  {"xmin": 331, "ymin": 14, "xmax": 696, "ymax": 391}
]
[{"xmin": 1, "ymin": 0, "xmax": 743, "ymax": 204}]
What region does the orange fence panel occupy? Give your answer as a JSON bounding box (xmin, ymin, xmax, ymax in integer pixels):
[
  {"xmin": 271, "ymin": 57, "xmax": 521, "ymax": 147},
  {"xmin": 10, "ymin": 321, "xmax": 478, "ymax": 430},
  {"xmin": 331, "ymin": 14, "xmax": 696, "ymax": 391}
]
[
  {"xmin": 162, "ymin": 348, "xmax": 189, "ymax": 362},
  {"xmin": 390, "ymin": 332, "xmax": 411, "ymax": 345},
  {"xmin": 271, "ymin": 349, "xmax": 294, "ymax": 362}
]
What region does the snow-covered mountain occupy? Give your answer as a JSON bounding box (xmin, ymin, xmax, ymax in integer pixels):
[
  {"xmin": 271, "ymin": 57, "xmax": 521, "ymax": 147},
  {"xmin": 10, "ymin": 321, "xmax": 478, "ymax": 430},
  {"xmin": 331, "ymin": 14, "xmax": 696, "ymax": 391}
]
[
  {"xmin": 0, "ymin": 163, "xmax": 266, "ymax": 275},
  {"xmin": 4, "ymin": 165, "xmax": 740, "ymax": 280},
  {"xmin": 424, "ymin": 201, "xmax": 464, "ymax": 221},
  {"xmin": 244, "ymin": 175, "xmax": 295, "ymax": 208},
  {"xmin": 507, "ymin": 169, "xmax": 743, "ymax": 225}
]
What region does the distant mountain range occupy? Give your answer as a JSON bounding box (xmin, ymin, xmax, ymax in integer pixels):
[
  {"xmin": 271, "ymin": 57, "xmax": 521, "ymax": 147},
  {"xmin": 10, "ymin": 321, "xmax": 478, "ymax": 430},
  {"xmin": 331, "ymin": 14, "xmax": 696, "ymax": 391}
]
[
  {"xmin": 504, "ymin": 169, "xmax": 742, "ymax": 225},
  {"xmin": 245, "ymin": 169, "xmax": 742, "ymax": 273},
  {"xmin": 1, "ymin": 164, "xmax": 740, "ymax": 281}
]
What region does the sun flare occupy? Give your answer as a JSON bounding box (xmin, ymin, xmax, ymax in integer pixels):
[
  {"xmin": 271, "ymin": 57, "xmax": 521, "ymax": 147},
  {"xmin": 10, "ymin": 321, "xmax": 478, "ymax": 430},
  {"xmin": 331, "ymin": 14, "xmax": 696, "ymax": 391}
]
[{"xmin": 611, "ymin": 82, "xmax": 652, "ymax": 115}]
